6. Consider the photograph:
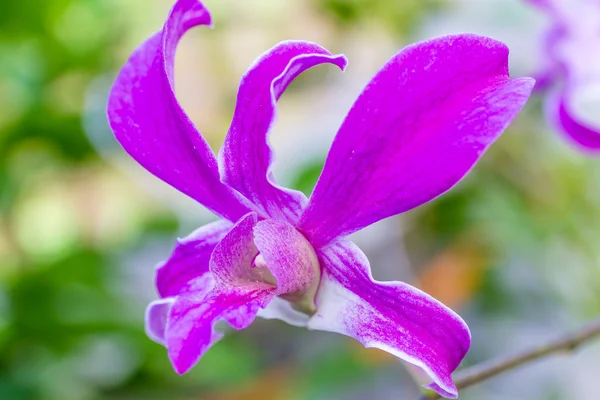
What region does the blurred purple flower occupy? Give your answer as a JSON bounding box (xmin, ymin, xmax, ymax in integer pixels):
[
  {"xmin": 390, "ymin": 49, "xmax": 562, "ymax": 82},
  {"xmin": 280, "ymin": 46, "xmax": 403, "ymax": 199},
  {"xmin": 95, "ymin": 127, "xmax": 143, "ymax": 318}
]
[
  {"xmin": 107, "ymin": 0, "xmax": 533, "ymax": 397},
  {"xmin": 526, "ymin": 0, "xmax": 600, "ymax": 152}
]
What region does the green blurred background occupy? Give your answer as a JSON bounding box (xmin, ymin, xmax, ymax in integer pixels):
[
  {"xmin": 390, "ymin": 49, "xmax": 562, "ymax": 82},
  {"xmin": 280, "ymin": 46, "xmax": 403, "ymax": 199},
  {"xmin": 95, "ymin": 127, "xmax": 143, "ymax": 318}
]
[{"xmin": 1, "ymin": 0, "xmax": 599, "ymax": 399}]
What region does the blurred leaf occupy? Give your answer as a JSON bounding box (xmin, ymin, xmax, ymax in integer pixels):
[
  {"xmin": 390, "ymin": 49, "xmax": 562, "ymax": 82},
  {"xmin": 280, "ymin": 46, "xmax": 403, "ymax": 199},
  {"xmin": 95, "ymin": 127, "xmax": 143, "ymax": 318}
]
[
  {"xmin": 289, "ymin": 158, "xmax": 325, "ymax": 197},
  {"xmin": 295, "ymin": 343, "xmax": 374, "ymax": 399},
  {"xmin": 316, "ymin": 0, "xmax": 446, "ymax": 36}
]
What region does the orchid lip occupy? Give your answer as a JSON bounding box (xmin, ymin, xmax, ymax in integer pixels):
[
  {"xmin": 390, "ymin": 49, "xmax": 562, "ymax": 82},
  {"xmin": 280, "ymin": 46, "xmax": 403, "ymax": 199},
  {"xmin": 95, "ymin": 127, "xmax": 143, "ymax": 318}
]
[{"xmin": 251, "ymin": 224, "xmax": 321, "ymax": 316}]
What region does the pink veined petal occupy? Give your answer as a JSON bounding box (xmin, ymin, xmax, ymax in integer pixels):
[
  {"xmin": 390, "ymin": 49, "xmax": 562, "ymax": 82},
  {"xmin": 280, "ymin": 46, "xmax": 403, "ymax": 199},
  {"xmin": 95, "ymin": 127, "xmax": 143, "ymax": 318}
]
[
  {"xmin": 307, "ymin": 240, "xmax": 470, "ymax": 399},
  {"xmin": 166, "ymin": 213, "xmax": 279, "ymax": 374},
  {"xmin": 156, "ymin": 219, "xmax": 232, "ymax": 298},
  {"xmin": 253, "ymin": 218, "xmax": 319, "ymax": 298},
  {"xmin": 107, "ymin": 0, "xmax": 251, "ymax": 221},
  {"xmin": 298, "ymin": 34, "xmax": 534, "ymax": 247},
  {"xmin": 208, "ymin": 212, "xmax": 264, "ymax": 286},
  {"xmin": 545, "ymin": 90, "xmax": 600, "ymax": 152},
  {"xmin": 165, "ymin": 278, "xmax": 274, "ymax": 374},
  {"xmin": 218, "ymin": 41, "xmax": 347, "ymax": 223},
  {"xmin": 208, "ymin": 213, "xmax": 319, "ymax": 301}
]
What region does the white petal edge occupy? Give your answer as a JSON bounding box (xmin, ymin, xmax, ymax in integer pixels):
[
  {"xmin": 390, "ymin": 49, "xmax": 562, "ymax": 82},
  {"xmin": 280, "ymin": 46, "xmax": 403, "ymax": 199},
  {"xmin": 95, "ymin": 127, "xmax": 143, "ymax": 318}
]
[
  {"xmin": 145, "ymin": 297, "xmax": 175, "ymax": 345},
  {"xmin": 257, "ymin": 296, "xmax": 309, "ymax": 327}
]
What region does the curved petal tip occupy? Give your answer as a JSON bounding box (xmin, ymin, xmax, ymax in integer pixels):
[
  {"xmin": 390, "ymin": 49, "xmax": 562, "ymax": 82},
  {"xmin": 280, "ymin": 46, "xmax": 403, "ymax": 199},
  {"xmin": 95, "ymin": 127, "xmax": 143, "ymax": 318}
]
[{"xmin": 546, "ymin": 90, "xmax": 600, "ymax": 154}]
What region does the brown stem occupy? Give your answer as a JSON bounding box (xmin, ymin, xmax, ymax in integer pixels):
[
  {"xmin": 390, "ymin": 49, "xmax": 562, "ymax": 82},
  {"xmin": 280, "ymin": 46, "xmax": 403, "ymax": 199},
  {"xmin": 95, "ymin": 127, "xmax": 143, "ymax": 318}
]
[{"xmin": 420, "ymin": 317, "xmax": 600, "ymax": 400}]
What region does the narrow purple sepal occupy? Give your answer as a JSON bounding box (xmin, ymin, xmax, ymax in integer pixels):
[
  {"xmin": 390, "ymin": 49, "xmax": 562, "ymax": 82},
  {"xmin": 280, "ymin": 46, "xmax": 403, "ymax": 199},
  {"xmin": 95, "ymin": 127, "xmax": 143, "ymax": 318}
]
[
  {"xmin": 218, "ymin": 41, "xmax": 347, "ymax": 223},
  {"xmin": 156, "ymin": 219, "xmax": 232, "ymax": 298},
  {"xmin": 308, "ymin": 240, "xmax": 470, "ymax": 398},
  {"xmin": 107, "ymin": 0, "xmax": 251, "ymax": 221}
]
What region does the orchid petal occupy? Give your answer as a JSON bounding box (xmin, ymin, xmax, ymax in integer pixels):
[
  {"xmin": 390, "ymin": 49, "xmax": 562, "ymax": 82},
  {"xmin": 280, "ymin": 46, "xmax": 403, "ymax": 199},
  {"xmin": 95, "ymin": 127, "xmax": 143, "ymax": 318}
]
[
  {"xmin": 526, "ymin": 0, "xmax": 600, "ymax": 152},
  {"xmin": 145, "ymin": 297, "xmax": 175, "ymax": 345},
  {"xmin": 156, "ymin": 219, "xmax": 232, "ymax": 298},
  {"xmin": 253, "ymin": 218, "xmax": 320, "ymax": 299},
  {"xmin": 166, "ymin": 213, "xmax": 279, "ymax": 374},
  {"xmin": 107, "ymin": 0, "xmax": 250, "ymax": 221},
  {"xmin": 165, "ymin": 278, "xmax": 273, "ymax": 374},
  {"xmin": 147, "ymin": 272, "xmax": 215, "ymax": 347},
  {"xmin": 308, "ymin": 240, "xmax": 470, "ymax": 398},
  {"xmin": 546, "ymin": 90, "xmax": 600, "ymax": 152},
  {"xmin": 218, "ymin": 41, "xmax": 347, "ymax": 223},
  {"xmin": 298, "ymin": 34, "xmax": 534, "ymax": 247},
  {"xmin": 208, "ymin": 212, "xmax": 268, "ymax": 286}
]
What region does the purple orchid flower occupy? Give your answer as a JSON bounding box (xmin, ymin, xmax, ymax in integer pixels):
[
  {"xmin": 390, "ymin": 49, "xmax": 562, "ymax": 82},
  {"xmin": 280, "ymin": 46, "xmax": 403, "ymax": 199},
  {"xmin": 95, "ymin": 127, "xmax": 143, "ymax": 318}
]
[
  {"xmin": 107, "ymin": 0, "xmax": 533, "ymax": 397},
  {"xmin": 526, "ymin": 0, "xmax": 600, "ymax": 153}
]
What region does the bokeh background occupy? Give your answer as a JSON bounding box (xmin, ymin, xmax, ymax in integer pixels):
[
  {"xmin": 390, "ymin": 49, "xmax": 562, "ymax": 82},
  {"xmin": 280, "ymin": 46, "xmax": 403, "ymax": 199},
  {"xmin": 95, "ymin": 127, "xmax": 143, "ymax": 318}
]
[{"xmin": 1, "ymin": 0, "xmax": 599, "ymax": 399}]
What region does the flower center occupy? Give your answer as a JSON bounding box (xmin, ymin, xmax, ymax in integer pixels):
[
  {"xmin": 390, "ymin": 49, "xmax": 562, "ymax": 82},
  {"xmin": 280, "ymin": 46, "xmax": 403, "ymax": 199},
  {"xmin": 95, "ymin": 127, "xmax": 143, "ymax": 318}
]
[{"xmin": 250, "ymin": 221, "xmax": 321, "ymax": 316}]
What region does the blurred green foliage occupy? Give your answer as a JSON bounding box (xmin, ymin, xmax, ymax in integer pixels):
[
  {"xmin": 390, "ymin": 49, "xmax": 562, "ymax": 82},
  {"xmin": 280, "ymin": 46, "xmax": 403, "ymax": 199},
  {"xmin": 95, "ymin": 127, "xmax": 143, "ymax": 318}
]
[
  {"xmin": 0, "ymin": 0, "xmax": 116, "ymax": 215},
  {"xmin": 317, "ymin": 0, "xmax": 445, "ymax": 35}
]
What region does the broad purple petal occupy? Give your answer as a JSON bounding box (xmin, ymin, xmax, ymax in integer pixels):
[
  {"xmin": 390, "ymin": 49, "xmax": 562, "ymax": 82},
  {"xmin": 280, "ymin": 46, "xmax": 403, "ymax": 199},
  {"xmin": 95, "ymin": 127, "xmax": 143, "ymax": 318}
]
[
  {"xmin": 107, "ymin": 0, "xmax": 250, "ymax": 221},
  {"xmin": 165, "ymin": 278, "xmax": 273, "ymax": 374},
  {"xmin": 218, "ymin": 41, "xmax": 347, "ymax": 223},
  {"xmin": 156, "ymin": 219, "xmax": 232, "ymax": 298},
  {"xmin": 298, "ymin": 34, "xmax": 534, "ymax": 247},
  {"xmin": 308, "ymin": 240, "xmax": 470, "ymax": 398}
]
